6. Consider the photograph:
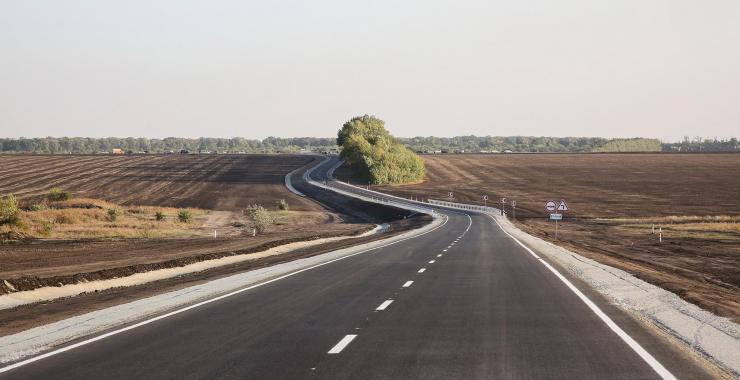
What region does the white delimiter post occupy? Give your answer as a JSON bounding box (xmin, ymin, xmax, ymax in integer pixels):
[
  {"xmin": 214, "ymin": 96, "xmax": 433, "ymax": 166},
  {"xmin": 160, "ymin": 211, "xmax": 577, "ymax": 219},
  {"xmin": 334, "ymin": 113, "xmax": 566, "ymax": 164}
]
[{"xmin": 659, "ymin": 227, "xmax": 662, "ymax": 243}]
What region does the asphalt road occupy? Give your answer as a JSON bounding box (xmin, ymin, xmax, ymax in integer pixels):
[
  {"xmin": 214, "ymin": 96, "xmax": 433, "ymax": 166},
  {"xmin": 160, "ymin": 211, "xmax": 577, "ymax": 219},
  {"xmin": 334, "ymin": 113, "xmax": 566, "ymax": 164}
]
[{"xmin": 1, "ymin": 157, "xmax": 714, "ymax": 379}]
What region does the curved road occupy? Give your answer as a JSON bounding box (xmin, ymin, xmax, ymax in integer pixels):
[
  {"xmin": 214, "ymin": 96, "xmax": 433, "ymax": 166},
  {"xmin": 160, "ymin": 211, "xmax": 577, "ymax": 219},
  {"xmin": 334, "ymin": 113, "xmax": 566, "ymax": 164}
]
[{"xmin": 1, "ymin": 157, "xmax": 713, "ymax": 379}]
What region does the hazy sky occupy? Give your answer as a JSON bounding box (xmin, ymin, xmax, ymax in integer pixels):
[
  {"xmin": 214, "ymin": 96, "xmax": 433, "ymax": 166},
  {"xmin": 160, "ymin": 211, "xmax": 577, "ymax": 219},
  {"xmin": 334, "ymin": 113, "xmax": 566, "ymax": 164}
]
[{"xmin": 1, "ymin": 1, "xmax": 738, "ymax": 141}]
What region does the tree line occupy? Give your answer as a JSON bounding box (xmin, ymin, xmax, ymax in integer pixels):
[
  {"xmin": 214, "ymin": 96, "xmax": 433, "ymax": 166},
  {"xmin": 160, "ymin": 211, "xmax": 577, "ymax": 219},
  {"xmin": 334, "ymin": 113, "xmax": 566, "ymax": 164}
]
[
  {"xmin": 0, "ymin": 137, "xmax": 337, "ymax": 154},
  {"xmin": 0, "ymin": 136, "xmax": 736, "ymax": 154}
]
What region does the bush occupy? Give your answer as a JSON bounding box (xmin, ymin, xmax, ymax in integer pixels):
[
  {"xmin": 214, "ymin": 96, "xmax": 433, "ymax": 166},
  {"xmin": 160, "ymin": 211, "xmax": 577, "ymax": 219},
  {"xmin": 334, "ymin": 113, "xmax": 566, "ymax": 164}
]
[
  {"xmin": 107, "ymin": 208, "xmax": 120, "ymax": 222},
  {"xmin": 48, "ymin": 188, "xmax": 71, "ymax": 201},
  {"xmin": 29, "ymin": 204, "xmax": 47, "ymax": 211},
  {"xmin": 0, "ymin": 194, "xmax": 20, "ymax": 225},
  {"xmin": 244, "ymin": 204, "xmax": 274, "ymax": 233},
  {"xmin": 178, "ymin": 209, "xmax": 192, "ymax": 223},
  {"xmin": 277, "ymin": 199, "xmax": 289, "ymax": 211},
  {"xmin": 155, "ymin": 211, "xmax": 165, "ymax": 221}
]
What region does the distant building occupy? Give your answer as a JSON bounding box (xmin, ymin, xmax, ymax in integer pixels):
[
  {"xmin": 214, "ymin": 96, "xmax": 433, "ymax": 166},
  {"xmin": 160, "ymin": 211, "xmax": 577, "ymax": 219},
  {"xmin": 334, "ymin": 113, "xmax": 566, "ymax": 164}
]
[{"xmin": 111, "ymin": 148, "xmax": 124, "ymax": 155}]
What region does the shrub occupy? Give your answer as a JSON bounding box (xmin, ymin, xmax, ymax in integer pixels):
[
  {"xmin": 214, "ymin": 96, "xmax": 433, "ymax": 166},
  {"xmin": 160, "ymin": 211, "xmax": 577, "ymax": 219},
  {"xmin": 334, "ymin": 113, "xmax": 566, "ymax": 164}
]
[
  {"xmin": 29, "ymin": 204, "xmax": 47, "ymax": 211},
  {"xmin": 39, "ymin": 219, "xmax": 55, "ymax": 235},
  {"xmin": 48, "ymin": 188, "xmax": 71, "ymax": 201},
  {"xmin": 178, "ymin": 209, "xmax": 192, "ymax": 223},
  {"xmin": 155, "ymin": 211, "xmax": 165, "ymax": 221},
  {"xmin": 107, "ymin": 208, "xmax": 120, "ymax": 222},
  {"xmin": 277, "ymin": 199, "xmax": 289, "ymax": 211},
  {"xmin": 0, "ymin": 194, "xmax": 20, "ymax": 225},
  {"xmin": 244, "ymin": 204, "xmax": 274, "ymax": 233}
]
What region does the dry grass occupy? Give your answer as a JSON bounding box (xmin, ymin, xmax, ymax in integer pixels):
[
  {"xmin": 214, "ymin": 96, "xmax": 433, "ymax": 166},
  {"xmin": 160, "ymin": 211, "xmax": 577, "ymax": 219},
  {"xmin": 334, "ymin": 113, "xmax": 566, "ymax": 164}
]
[
  {"xmin": 0, "ymin": 198, "xmax": 208, "ymax": 240},
  {"xmin": 601, "ymin": 216, "xmax": 740, "ymax": 242}
]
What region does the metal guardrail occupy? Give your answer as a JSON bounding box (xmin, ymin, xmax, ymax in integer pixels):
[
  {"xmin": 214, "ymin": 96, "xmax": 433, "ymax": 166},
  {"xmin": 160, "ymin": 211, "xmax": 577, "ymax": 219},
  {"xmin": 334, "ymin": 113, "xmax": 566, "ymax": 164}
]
[{"xmin": 428, "ymin": 199, "xmax": 500, "ymax": 214}]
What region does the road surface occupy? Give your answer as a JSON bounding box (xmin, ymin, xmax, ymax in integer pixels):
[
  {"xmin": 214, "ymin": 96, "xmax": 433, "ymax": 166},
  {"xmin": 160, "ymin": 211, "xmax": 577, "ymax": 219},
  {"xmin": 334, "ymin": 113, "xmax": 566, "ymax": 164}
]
[{"xmin": 1, "ymin": 157, "xmax": 713, "ymax": 379}]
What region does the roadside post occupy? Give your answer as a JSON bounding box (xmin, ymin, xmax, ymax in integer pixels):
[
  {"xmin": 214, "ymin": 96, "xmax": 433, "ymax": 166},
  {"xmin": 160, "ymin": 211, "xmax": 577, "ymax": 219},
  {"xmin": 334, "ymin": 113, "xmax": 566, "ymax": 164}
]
[
  {"xmin": 501, "ymin": 197, "xmax": 507, "ymax": 216},
  {"xmin": 546, "ymin": 200, "xmax": 568, "ymax": 239},
  {"xmin": 659, "ymin": 227, "xmax": 662, "ymax": 243},
  {"xmin": 214, "ymin": 230, "xmax": 217, "ymax": 239},
  {"xmin": 512, "ymin": 200, "xmax": 516, "ymax": 219},
  {"xmin": 483, "ymin": 195, "xmax": 488, "ymax": 208}
]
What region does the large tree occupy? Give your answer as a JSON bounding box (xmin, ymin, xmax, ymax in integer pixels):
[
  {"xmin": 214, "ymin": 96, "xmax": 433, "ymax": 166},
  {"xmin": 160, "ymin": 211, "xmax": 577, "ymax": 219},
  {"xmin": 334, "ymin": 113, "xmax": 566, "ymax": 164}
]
[{"xmin": 337, "ymin": 115, "xmax": 425, "ymax": 185}]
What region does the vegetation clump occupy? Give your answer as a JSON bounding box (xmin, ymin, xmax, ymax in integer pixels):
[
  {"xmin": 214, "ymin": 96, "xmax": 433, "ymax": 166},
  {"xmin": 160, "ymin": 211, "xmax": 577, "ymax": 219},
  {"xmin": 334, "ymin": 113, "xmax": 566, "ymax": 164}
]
[
  {"xmin": 277, "ymin": 199, "xmax": 289, "ymax": 211},
  {"xmin": 155, "ymin": 211, "xmax": 165, "ymax": 221},
  {"xmin": 244, "ymin": 204, "xmax": 275, "ymax": 233},
  {"xmin": 178, "ymin": 209, "xmax": 193, "ymax": 223},
  {"xmin": 106, "ymin": 208, "xmax": 120, "ymax": 222},
  {"xmin": 337, "ymin": 115, "xmax": 425, "ymax": 185},
  {"xmin": 29, "ymin": 204, "xmax": 47, "ymax": 211},
  {"xmin": 48, "ymin": 188, "xmax": 71, "ymax": 201},
  {"xmin": 0, "ymin": 194, "xmax": 20, "ymax": 225}
]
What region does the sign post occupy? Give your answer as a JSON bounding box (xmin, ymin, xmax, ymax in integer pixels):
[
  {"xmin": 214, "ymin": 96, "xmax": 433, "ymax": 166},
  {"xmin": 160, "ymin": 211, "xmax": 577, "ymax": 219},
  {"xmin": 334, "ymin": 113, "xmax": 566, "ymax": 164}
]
[
  {"xmin": 483, "ymin": 195, "xmax": 488, "ymax": 208},
  {"xmin": 501, "ymin": 197, "xmax": 507, "ymax": 216},
  {"xmin": 546, "ymin": 200, "xmax": 567, "ymax": 239},
  {"xmin": 512, "ymin": 200, "xmax": 516, "ymax": 219}
]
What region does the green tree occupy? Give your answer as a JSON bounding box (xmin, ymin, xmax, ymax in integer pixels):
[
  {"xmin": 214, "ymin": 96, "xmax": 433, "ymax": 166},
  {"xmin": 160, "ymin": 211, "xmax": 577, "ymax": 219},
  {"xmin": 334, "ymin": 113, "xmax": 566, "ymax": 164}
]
[{"xmin": 337, "ymin": 115, "xmax": 425, "ymax": 185}]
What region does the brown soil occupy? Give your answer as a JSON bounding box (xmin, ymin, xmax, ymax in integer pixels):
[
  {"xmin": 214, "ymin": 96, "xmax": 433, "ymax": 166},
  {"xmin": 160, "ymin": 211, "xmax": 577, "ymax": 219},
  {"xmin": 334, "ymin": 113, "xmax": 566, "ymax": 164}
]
[
  {"xmin": 0, "ymin": 154, "xmax": 323, "ymax": 211},
  {"xmin": 374, "ymin": 153, "xmax": 740, "ymax": 321}
]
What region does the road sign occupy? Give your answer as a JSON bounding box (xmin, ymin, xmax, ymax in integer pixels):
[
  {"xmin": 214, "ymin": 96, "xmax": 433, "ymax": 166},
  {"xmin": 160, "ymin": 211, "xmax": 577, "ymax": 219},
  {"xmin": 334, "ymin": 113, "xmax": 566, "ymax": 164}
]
[
  {"xmin": 448, "ymin": 192, "xmax": 454, "ymax": 198},
  {"xmin": 550, "ymin": 213, "xmax": 562, "ymax": 220},
  {"xmin": 545, "ymin": 201, "xmax": 557, "ymax": 212},
  {"xmin": 557, "ymin": 200, "xmax": 569, "ymax": 212},
  {"xmin": 483, "ymin": 195, "xmax": 488, "ymax": 201},
  {"xmin": 512, "ymin": 200, "xmax": 516, "ymax": 207},
  {"xmin": 501, "ymin": 197, "xmax": 507, "ymax": 203}
]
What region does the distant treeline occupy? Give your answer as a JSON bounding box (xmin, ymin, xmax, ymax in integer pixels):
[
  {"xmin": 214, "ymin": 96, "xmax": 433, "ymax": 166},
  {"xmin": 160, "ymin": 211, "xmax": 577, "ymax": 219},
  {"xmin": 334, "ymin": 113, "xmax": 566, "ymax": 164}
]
[
  {"xmin": 0, "ymin": 137, "xmax": 338, "ymax": 154},
  {"xmin": 0, "ymin": 136, "xmax": 736, "ymax": 154}
]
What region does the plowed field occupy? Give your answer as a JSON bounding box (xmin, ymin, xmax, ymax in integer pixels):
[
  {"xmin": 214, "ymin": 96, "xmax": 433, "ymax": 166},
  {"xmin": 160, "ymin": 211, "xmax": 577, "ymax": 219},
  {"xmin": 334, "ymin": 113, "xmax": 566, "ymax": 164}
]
[
  {"xmin": 374, "ymin": 153, "xmax": 740, "ymax": 321},
  {"xmin": 0, "ymin": 154, "xmax": 323, "ymax": 211}
]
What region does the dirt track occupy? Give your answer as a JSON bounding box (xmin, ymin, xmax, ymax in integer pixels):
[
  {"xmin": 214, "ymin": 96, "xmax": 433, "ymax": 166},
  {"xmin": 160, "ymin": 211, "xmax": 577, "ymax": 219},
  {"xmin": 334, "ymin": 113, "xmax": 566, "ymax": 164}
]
[{"xmin": 373, "ymin": 153, "xmax": 740, "ymax": 321}]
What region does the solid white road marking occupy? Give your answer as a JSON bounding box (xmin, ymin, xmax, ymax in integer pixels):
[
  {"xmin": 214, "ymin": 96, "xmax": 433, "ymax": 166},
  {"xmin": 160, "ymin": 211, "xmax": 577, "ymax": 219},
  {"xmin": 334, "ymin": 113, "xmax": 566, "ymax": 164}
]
[
  {"xmin": 429, "ymin": 260, "xmax": 435, "ymax": 264},
  {"xmin": 0, "ymin": 207, "xmax": 453, "ymax": 374},
  {"xmin": 328, "ymin": 335, "xmax": 357, "ymax": 354},
  {"xmin": 488, "ymin": 216, "xmax": 677, "ymax": 380},
  {"xmin": 402, "ymin": 281, "xmax": 413, "ymax": 288},
  {"xmin": 418, "ymin": 268, "xmax": 426, "ymax": 273},
  {"xmin": 376, "ymin": 300, "xmax": 394, "ymax": 311}
]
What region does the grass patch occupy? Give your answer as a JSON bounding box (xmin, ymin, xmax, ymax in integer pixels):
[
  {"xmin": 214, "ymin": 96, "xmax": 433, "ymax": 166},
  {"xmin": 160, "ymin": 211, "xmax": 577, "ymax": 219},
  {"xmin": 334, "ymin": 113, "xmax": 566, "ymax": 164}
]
[{"xmin": 0, "ymin": 199, "xmax": 208, "ymax": 241}]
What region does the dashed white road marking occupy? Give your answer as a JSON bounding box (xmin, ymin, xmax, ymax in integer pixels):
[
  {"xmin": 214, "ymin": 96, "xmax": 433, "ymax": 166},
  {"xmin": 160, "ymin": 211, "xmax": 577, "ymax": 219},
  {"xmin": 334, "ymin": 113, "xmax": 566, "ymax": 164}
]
[
  {"xmin": 418, "ymin": 268, "xmax": 426, "ymax": 273},
  {"xmin": 376, "ymin": 300, "xmax": 394, "ymax": 311},
  {"xmin": 429, "ymin": 260, "xmax": 436, "ymax": 264},
  {"xmin": 436, "ymin": 254, "xmax": 442, "ymax": 257},
  {"xmin": 328, "ymin": 334, "xmax": 357, "ymax": 354},
  {"xmin": 402, "ymin": 281, "xmax": 413, "ymax": 288},
  {"xmin": 443, "ymin": 249, "xmax": 448, "ymax": 252}
]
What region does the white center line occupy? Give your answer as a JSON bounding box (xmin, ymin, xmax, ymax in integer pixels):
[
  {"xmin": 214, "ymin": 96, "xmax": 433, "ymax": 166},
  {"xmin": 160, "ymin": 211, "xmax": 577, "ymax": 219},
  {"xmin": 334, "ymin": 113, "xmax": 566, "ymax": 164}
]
[
  {"xmin": 376, "ymin": 300, "xmax": 394, "ymax": 311},
  {"xmin": 403, "ymin": 281, "xmax": 413, "ymax": 287},
  {"xmin": 443, "ymin": 249, "xmax": 447, "ymax": 252},
  {"xmin": 328, "ymin": 334, "xmax": 357, "ymax": 354},
  {"xmin": 436, "ymin": 254, "xmax": 442, "ymax": 257},
  {"xmin": 429, "ymin": 260, "xmax": 436, "ymax": 264},
  {"xmin": 418, "ymin": 268, "xmax": 426, "ymax": 273}
]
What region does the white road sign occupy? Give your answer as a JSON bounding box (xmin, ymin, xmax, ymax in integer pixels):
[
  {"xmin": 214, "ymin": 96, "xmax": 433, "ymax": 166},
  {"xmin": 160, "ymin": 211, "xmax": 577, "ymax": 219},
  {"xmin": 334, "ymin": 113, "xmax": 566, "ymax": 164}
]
[
  {"xmin": 448, "ymin": 192, "xmax": 454, "ymax": 198},
  {"xmin": 557, "ymin": 200, "xmax": 569, "ymax": 212},
  {"xmin": 483, "ymin": 195, "xmax": 488, "ymax": 201},
  {"xmin": 545, "ymin": 201, "xmax": 557, "ymax": 212},
  {"xmin": 550, "ymin": 213, "xmax": 562, "ymax": 220},
  {"xmin": 512, "ymin": 200, "xmax": 516, "ymax": 207}
]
